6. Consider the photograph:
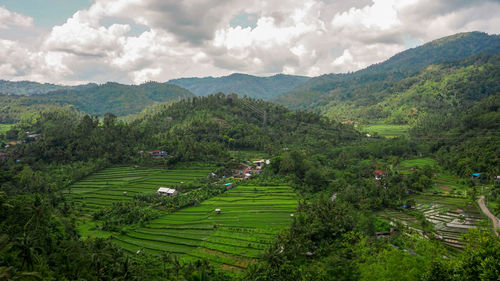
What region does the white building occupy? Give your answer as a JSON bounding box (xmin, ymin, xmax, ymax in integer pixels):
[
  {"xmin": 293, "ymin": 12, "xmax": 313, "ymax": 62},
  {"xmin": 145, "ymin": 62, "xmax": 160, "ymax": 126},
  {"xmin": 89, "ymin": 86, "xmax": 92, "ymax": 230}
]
[{"xmin": 157, "ymin": 187, "xmax": 178, "ymax": 196}]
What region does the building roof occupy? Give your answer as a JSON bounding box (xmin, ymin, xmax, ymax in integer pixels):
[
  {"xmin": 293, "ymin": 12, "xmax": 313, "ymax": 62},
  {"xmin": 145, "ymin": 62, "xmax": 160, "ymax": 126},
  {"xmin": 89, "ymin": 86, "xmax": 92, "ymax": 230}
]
[
  {"xmin": 157, "ymin": 187, "xmax": 177, "ymax": 193},
  {"xmin": 472, "ymin": 172, "xmax": 481, "ymax": 177},
  {"xmin": 373, "ymin": 169, "xmax": 385, "ymax": 176},
  {"xmin": 225, "ymin": 183, "xmax": 233, "ymax": 186}
]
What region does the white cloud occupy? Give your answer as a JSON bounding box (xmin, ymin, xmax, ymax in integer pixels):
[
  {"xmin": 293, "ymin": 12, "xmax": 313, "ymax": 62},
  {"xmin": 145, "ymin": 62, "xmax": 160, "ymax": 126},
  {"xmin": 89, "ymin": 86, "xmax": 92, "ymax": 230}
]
[
  {"xmin": 0, "ymin": 0, "xmax": 499, "ymax": 84},
  {"xmin": 0, "ymin": 6, "xmax": 33, "ymax": 29}
]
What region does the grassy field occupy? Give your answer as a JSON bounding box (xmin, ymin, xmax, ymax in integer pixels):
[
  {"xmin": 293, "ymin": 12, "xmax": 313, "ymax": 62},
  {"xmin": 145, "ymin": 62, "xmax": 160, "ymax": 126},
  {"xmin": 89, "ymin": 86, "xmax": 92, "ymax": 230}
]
[
  {"xmin": 113, "ymin": 185, "xmax": 297, "ymax": 272},
  {"xmin": 0, "ymin": 124, "xmax": 13, "ymax": 136},
  {"xmin": 399, "ymin": 158, "xmax": 436, "ymax": 169},
  {"xmin": 362, "ymin": 123, "xmax": 410, "ymax": 138},
  {"xmin": 66, "ymin": 165, "xmax": 216, "ymax": 237}
]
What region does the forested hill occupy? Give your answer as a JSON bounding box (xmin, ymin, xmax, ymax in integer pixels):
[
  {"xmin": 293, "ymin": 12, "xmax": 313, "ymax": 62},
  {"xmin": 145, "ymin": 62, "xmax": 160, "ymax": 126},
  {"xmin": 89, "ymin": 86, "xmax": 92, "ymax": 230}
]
[
  {"xmin": 0, "ymin": 82, "xmax": 194, "ymax": 121},
  {"xmin": 131, "ymin": 93, "xmax": 359, "ymax": 158},
  {"xmin": 167, "ymin": 73, "xmax": 309, "ymax": 99},
  {"xmin": 274, "ymin": 32, "xmax": 500, "ymax": 111},
  {"xmin": 323, "ymin": 54, "xmax": 500, "ymax": 123},
  {"xmin": 0, "ymin": 80, "xmax": 96, "ymax": 95}
]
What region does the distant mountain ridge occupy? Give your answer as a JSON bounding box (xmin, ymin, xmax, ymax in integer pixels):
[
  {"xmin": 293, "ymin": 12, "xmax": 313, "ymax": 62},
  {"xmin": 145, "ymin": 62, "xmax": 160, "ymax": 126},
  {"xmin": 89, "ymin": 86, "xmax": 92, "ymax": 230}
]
[
  {"xmin": 274, "ymin": 31, "xmax": 500, "ymax": 111},
  {"xmin": 167, "ymin": 73, "xmax": 310, "ymax": 99},
  {"xmin": 0, "ymin": 82, "xmax": 194, "ymax": 121},
  {"xmin": 0, "ymin": 80, "xmax": 97, "ymax": 95}
]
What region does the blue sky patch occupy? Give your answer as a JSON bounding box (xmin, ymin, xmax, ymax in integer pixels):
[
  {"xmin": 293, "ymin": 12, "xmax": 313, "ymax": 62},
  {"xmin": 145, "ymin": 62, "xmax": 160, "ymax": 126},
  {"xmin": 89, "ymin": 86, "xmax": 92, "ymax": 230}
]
[
  {"xmin": 2, "ymin": 0, "xmax": 92, "ymax": 26},
  {"xmin": 230, "ymin": 12, "xmax": 258, "ymax": 29}
]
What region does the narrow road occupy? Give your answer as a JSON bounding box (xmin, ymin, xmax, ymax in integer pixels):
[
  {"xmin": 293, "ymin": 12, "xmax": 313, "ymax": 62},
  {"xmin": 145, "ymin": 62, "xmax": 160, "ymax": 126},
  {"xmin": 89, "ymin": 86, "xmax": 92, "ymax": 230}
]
[{"xmin": 478, "ymin": 195, "xmax": 499, "ymax": 237}]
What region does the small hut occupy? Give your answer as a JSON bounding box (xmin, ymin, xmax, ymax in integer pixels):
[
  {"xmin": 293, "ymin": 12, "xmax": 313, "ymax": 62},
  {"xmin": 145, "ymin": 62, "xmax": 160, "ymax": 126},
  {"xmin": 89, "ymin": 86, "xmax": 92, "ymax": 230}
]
[{"xmin": 215, "ymin": 208, "xmax": 221, "ymax": 215}]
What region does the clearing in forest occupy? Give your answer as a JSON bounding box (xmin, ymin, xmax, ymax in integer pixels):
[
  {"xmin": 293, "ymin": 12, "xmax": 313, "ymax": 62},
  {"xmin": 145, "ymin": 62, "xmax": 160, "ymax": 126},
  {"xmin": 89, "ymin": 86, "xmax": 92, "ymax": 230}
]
[
  {"xmin": 112, "ymin": 185, "xmax": 298, "ymax": 273},
  {"xmin": 362, "ymin": 123, "xmax": 409, "ymax": 138}
]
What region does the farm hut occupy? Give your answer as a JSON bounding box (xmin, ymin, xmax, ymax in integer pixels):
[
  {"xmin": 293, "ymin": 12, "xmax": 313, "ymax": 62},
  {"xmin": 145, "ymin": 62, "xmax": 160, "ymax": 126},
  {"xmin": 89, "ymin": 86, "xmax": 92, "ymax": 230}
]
[
  {"xmin": 495, "ymin": 176, "xmax": 500, "ymax": 183},
  {"xmin": 244, "ymin": 173, "xmax": 252, "ymax": 179},
  {"xmin": 373, "ymin": 169, "xmax": 385, "ymax": 180},
  {"xmin": 225, "ymin": 183, "xmax": 233, "ymax": 189},
  {"xmin": 215, "ymin": 208, "xmax": 221, "ymax": 214},
  {"xmin": 157, "ymin": 187, "xmax": 178, "ymax": 196},
  {"xmin": 472, "ymin": 172, "xmax": 481, "ymax": 178}
]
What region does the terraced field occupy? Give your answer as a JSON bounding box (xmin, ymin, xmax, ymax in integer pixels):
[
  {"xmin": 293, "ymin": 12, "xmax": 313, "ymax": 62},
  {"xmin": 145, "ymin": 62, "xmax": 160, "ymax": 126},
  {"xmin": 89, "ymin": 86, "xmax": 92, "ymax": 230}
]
[
  {"xmin": 379, "ymin": 195, "xmax": 486, "ymax": 251},
  {"xmin": 113, "ymin": 185, "xmax": 297, "ymax": 272},
  {"xmin": 66, "ymin": 166, "xmax": 215, "ymax": 236}
]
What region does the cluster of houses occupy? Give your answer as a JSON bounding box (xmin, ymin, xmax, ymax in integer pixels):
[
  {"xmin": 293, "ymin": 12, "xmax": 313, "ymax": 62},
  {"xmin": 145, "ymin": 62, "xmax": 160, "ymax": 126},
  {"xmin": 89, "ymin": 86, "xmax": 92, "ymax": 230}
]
[
  {"xmin": 232, "ymin": 159, "xmax": 270, "ymax": 180},
  {"xmin": 2, "ymin": 131, "xmax": 42, "ymax": 149},
  {"xmin": 139, "ymin": 149, "xmax": 168, "ymax": 158}
]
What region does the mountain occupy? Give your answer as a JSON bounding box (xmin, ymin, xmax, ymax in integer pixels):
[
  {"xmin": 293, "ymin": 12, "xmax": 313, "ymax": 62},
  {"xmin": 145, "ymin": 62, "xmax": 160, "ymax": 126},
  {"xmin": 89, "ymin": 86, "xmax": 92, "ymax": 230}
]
[
  {"xmin": 0, "ymin": 80, "xmax": 96, "ymax": 95},
  {"xmin": 0, "ymin": 82, "xmax": 194, "ymax": 121},
  {"xmin": 274, "ymin": 32, "xmax": 500, "ymax": 113},
  {"xmin": 167, "ymin": 73, "xmax": 309, "ymax": 99}
]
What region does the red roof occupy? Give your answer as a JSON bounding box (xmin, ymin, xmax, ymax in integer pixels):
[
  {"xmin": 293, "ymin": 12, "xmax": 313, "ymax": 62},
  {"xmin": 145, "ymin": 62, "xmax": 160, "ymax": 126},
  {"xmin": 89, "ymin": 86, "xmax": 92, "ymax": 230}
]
[
  {"xmin": 373, "ymin": 170, "xmax": 385, "ymax": 176},
  {"xmin": 8, "ymin": 142, "xmax": 16, "ymax": 145}
]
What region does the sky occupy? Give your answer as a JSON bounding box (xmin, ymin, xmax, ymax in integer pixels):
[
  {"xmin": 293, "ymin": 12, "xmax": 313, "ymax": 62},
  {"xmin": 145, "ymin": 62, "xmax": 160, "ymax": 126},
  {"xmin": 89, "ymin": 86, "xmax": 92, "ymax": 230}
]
[{"xmin": 0, "ymin": 0, "xmax": 499, "ymax": 85}]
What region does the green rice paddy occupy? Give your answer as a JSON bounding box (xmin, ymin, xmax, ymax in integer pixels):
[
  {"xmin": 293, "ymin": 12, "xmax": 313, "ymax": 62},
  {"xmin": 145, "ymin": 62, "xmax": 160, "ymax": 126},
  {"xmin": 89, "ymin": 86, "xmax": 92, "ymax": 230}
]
[
  {"xmin": 66, "ymin": 166, "xmax": 215, "ymax": 237},
  {"xmin": 378, "ymin": 194, "xmax": 486, "ymax": 251},
  {"xmin": 113, "ymin": 185, "xmax": 298, "ymax": 272},
  {"xmin": 362, "ymin": 123, "xmax": 410, "ymax": 138},
  {"xmin": 67, "ymin": 166, "xmax": 297, "ymax": 273}
]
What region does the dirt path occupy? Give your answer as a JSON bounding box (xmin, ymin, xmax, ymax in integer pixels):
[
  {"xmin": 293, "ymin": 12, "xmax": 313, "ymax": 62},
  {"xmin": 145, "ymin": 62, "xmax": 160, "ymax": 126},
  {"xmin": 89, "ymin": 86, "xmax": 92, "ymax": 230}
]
[{"xmin": 478, "ymin": 195, "xmax": 499, "ymax": 237}]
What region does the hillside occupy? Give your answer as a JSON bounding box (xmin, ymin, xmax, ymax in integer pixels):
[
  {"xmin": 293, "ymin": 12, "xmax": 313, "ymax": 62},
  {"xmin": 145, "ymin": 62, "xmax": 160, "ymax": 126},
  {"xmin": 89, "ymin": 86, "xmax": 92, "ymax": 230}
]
[
  {"xmin": 274, "ymin": 32, "xmax": 500, "ymax": 112},
  {"xmin": 131, "ymin": 94, "xmax": 359, "ymax": 158},
  {"xmin": 323, "ymin": 54, "xmax": 500, "ymax": 124},
  {"xmin": 0, "ymin": 80, "xmax": 96, "ymax": 95},
  {"xmin": 167, "ymin": 73, "xmax": 309, "ymax": 99},
  {"xmin": 0, "ymin": 82, "xmax": 194, "ymax": 121}
]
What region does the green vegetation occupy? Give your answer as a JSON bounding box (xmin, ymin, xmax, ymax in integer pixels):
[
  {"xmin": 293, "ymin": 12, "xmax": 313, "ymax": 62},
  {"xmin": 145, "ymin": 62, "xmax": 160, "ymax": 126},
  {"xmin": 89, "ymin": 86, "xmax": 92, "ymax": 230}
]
[
  {"xmin": 0, "ymin": 79, "xmax": 96, "ymax": 95},
  {"xmin": 114, "ymin": 185, "xmax": 297, "ymax": 272},
  {"xmin": 362, "ymin": 123, "xmax": 409, "ymax": 138},
  {"xmin": 1, "ymin": 32, "xmax": 499, "ymax": 280},
  {"xmin": 168, "ymin": 73, "xmax": 309, "ymax": 100},
  {"xmin": 0, "ymin": 81, "xmax": 194, "ymax": 121},
  {"xmin": 275, "ymin": 32, "xmax": 500, "ymax": 113}
]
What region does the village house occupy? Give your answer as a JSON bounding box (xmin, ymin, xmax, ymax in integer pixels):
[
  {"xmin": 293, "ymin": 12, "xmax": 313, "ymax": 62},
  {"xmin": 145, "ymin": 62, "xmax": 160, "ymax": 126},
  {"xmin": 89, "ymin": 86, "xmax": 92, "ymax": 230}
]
[
  {"xmin": 147, "ymin": 150, "xmax": 168, "ymax": 158},
  {"xmin": 373, "ymin": 169, "xmax": 385, "ymax": 180},
  {"xmin": 472, "ymin": 172, "xmax": 481, "ymax": 179},
  {"xmin": 253, "ymin": 159, "xmax": 270, "ymax": 169},
  {"xmin": 157, "ymin": 187, "xmax": 178, "ymax": 196},
  {"xmin": 225, "ymin": 183, "xmax": 233, "ymax": 189}
]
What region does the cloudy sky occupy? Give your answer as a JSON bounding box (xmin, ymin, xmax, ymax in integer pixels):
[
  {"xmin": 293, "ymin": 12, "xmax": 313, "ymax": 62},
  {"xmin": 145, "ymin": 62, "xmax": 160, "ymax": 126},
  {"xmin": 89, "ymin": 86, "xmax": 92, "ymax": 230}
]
[{"xmin": 1, "ymin": 0, "xmax": 499, "ymax": 85}]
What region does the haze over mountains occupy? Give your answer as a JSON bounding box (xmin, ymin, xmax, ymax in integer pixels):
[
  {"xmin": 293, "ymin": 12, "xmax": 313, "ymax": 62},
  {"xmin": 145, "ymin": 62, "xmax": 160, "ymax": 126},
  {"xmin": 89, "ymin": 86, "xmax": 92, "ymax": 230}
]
[{"xmin": 0, "ymin": 32, "xmax": 499, "ymax": 121}]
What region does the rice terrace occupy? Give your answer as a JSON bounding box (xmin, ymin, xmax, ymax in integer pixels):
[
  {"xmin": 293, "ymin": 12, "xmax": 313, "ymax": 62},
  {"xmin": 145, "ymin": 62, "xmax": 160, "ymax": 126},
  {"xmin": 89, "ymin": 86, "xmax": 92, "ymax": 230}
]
[{"xmin": 65, "ymin": 165, "xmax": 298, "ymax": 272}]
